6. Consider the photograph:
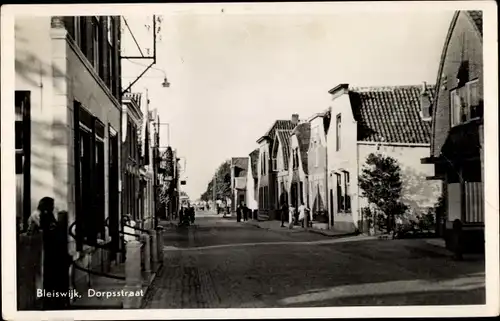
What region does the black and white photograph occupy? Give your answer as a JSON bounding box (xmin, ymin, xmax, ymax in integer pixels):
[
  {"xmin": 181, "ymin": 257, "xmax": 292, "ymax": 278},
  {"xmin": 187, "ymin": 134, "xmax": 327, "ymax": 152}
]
[{"xmin": 1, "ymin": 1, "xmax": 498, "ymax": 320}]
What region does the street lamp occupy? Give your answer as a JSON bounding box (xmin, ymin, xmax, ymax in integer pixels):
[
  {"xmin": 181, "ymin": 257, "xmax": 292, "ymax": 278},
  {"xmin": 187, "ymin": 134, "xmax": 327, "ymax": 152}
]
[{"xmin": 122, "ymin": 65, "xmax": 171, "ymax": 93}]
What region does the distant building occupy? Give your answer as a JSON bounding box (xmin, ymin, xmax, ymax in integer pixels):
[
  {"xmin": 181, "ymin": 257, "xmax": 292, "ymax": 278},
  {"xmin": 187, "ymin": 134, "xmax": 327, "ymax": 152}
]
[
  {"xmin": 246, "ymin": 149, "xmax": 260, "ymax": 213},
  {"xmin": 421, "ymin": 11, "xmax": 484, "ymax": 252},
  {"xmin": 256, "ymin": 115, "xmax": 298, "ymax": 220},
  {"xmin": 307, "ymin": 111, "xmax": 332, "ymax": 229},
  {"xmin": 287, "ymin": 122, "xmax": 311, "ymax": 214},
  {"xmin": 230, "ymin": 157, "xmax": 249, "ymax": 210},
  {"xmin": 121, "ymin": 93, "xmax": 143, "ymax": 225},
  {"xmin": 271, "ymin": 128, "xmax": 293, "ymax": 209},
  {"xmin": 326, "ymin": 84, "xmax": 441, "ymax": 234}
]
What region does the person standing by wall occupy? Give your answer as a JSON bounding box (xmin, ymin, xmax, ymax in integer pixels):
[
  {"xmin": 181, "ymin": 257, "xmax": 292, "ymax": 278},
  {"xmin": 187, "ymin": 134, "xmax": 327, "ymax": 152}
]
[{"xmin": 280, "ymin": 202, "xmax": 288, "ymax": 227}]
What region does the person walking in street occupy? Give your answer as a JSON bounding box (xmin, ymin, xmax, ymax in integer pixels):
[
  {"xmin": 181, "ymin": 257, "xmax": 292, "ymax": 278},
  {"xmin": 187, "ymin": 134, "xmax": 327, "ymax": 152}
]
[
  {"xmin": 189, "ymin": 205, "xmax": 196, "ymax": 224},
  {"xmin": 288, "ymin": 205, "xmax": 296, "ymax": 229},
  {"xmin": 280, "ymin": 202, "xmax": 288, "ymax": 227},
  {"xmin": 243, "ymin": 203, "xmax": 249, "ymax": 221},
  {"xmin": 298, "ymin": 202, "xmax": 310, "ymax": 228},
  {"xmin": 236, "ymin": 202, "xmax": 243, "ymax": 222}
]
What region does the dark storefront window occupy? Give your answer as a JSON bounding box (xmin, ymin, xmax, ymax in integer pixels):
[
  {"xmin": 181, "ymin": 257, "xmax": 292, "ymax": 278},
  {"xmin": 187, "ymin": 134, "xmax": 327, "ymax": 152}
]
[
  {"xmin": 15, "ymin": 91, "xmax": 31, "ymax": 231},
  {"xmin": 74, "ymin": 102, "xmax": 107, "ymax": 247}
]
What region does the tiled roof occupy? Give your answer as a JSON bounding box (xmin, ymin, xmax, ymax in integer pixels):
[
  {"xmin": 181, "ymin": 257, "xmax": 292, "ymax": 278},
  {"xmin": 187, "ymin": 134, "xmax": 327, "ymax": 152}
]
[
  {"xmin": 123, "ymin": 92, "xmax": 142, "ymax": 108},
  {"xmin": 292, "ymin": 122, "xmax": 311, "ymax": 174},
  {"xmin": 348, "ymin": 85, "xmax": 435, "ymax": 144},
  {"xmin": 258, "ymin": 120, "xmax": 296, "ymax": 143},
  {"xmin": 276, "ymin": 130, "xmax": 292, "ymax": 171},
  {"xmin": 467, "ymin": 10, "xmax": 483, "ymax": 36},
  {"xmin": 231, "ymin": 157, "xmax": 249, "ymax": 177},
  {"xmin": 249, "ymin": 149, "xmax": 259, "ymax": 179}
]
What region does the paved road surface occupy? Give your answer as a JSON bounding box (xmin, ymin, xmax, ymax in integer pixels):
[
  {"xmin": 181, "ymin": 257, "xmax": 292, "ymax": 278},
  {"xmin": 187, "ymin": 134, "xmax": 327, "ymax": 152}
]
[{"xmin": 143, "ymin": 210, "xmax": 485, "ymax": 308}]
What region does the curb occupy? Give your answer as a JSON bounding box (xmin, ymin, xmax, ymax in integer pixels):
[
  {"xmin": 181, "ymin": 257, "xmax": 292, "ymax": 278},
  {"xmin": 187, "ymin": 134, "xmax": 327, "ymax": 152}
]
[{"xmin": 306, "ymin": 228, "xmax": 359, "ymax": 239}]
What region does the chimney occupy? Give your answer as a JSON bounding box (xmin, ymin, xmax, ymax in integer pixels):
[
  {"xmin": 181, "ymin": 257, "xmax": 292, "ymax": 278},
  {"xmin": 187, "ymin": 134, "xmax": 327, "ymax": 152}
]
[
  {"xmin": 420, "ymin": 81, "xmax": 432, "ymax": 120},
  {"xmin": 291, "ymin": 114, "xmax": 299, "ymax": 125},
  {"xmin": 421, "ymin": 81, "xmax": 427, "ymax": 94}
]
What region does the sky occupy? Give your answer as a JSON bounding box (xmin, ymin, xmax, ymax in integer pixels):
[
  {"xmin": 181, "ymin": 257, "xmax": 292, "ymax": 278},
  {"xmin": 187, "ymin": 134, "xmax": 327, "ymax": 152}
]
[{"xmin": 121, "ymin": 8, "xmax": 455, "ymax": 200}]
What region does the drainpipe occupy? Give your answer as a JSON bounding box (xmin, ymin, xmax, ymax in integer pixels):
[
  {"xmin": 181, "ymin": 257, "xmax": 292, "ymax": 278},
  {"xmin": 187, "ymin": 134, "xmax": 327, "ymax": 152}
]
[{"xmin": 325, "ymin": 143, "xmax": 330, "ymax": 230}]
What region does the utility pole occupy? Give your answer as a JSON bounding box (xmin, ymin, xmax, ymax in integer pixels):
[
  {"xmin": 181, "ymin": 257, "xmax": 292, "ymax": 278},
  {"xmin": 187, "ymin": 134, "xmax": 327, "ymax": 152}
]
[{"xmin": 212, "ymin": 172, "xmax": 216, "ymax": 213}]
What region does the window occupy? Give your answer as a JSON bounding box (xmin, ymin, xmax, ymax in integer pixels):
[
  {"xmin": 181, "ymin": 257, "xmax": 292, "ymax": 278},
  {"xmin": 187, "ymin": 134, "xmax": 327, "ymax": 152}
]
[
  {"xmin": 315, "ymin": 146, "xmax": 319, "ymax": 167},
  {"xmin": 15, "ymin": 91, "xmax": 31, "ymax": 232},
  {"xmin": 450, "ymin": 79, "xmax": 482, "ymax": 127},
  {"xmin": 272, "ymin": 157, "xmax": 277, "ymax": 171},
  {"xmin": 74, "ymin": 17, "xmax": 82, "ymax": 47},
  {"xmin": 336, "ymin": 114, "xmax": 341, "ymax": 151},
  {"xmin": 343, "ymin": 171, "xmax": 351, "ymax": 213},
  {"xmin": 336, "ymin": 173, "xmax": 343, "ymax": 212},
  {"xmin": 293, "ymin": 148, "xmax": 300, "ymax": 169},
  {"xmin": 91, "ymin": 17, "xmax": 100, "ymax": 70}
]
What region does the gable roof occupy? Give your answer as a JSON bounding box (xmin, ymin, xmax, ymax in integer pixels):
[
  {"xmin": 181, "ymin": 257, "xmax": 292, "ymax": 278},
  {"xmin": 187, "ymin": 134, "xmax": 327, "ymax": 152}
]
[
  {"xmin": 430, "ymin": 10, "xmax": 482, "ymax": 154},
  {"xmin": 292, "ymin": 122, "xmax": 311, "ymax": 174},
  {"xmin": 348, "ymin": 85, "xmax": 435, "ymax": 144},
  {"xmin": 467, "ymin": 10, "xmax": 483, "ymax": 36},
  {"xmin": 231, "ymin": 157, "xmax": 249, "ymax": 177},
  {"xmin": 275, "ymin": 130, "xmax": 292, "ymax": 171},
  {"xmin": 249, "ymin": 149, "xmax": 259, "ymax": 179},
  {"xmin": 257, "ymin": 120, "xmax": 295, "ymax": 143},
  {"xmin": 123, "ymin": 92, "xmax": 143, "ymax": 109}
]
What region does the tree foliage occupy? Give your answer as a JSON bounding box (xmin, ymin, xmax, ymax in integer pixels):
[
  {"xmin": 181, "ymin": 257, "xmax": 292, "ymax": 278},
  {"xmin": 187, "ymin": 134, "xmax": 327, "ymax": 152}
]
[
  {"xmin": 358, "ymin": 153, "xmax": 408, "ymax": 233},
  {"xmin": 200, "ymin": 160, "xmax": 232, "ymax": 201}
]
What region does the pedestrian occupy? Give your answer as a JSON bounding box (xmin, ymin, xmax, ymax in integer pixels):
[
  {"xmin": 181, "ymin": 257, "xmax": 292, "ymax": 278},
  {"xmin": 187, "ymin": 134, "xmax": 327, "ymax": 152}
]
[
  {"xmin": 288, "ymin": 205, "xmax": 295, "ymax": 229},
  {"xmin": 26, "ymin": 197, "xmax": 58, "ymax": 235},
  {"xmin": 190, "ymin": 205, "xmax": 195, "ymax": 224},
  {"xmin": 243, "ymin": 203, "xmax": 249, "ymax": 221},
  {"xmin": 236, "ymin": 202, "xmax": 243, "ymax": 222},
  {"xmin": 27, "ymin": 197, "xmax": 71, "ymax": 309},
  {"xmin": 298, "ymin": 202, "xmax": 309, "ymax": 228},
  {"xmin": 280, "ymin": 202, "xmax": 288, "ymax": 227}
]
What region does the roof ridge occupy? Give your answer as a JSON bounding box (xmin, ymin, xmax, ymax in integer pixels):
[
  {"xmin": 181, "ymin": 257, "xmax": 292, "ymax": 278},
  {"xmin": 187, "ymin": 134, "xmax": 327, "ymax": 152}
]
[{"xmin": 350, "ymin": 84, "xmax": 436, "ymax": 93}]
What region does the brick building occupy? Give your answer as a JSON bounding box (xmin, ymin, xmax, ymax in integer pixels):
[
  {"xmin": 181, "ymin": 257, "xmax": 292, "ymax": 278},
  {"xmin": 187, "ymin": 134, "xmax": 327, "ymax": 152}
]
[
  {"xmin": 15, "ymin": 16, "xmax": 122, "ymax": 308},
  {"xmin": 256, "ymin": 115, "xmax": 298, "ymax": 220},
  {"xmin": 326, "ymin": 84, "xmax": 441, "ymax": 233},
  {"xmin": 421, "ymin": 11, "xmax": 484, "ymax": 252},
  {"xmin": 307, "ymin": 111, "xmax": 332, "ymax": 228}
]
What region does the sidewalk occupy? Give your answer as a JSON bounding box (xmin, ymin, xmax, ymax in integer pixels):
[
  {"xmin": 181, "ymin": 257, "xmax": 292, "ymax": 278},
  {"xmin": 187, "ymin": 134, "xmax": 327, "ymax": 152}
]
[{"xmin": 245, "ymin": 219, "xmax": 358, "ymax": 238}]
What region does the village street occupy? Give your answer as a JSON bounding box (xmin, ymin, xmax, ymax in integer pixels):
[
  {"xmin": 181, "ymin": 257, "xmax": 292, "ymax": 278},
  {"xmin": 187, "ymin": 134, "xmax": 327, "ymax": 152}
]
[{"xmin": 142, "ymin": 211, "xmax": 485, "ymax": 308}]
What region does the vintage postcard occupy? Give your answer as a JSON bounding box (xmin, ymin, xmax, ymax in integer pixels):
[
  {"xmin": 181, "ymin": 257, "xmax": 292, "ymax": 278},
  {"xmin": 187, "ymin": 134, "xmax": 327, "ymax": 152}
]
[{"xmin": 1, "ymin": 1, "xmax": 498, "ymax": 320}]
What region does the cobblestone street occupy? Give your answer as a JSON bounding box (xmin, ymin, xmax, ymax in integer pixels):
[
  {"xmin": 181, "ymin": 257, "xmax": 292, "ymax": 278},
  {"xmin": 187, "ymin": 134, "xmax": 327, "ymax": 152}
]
[{"xmin": 142, "ymin": 211, "xmax": 485, "ymax": 308}]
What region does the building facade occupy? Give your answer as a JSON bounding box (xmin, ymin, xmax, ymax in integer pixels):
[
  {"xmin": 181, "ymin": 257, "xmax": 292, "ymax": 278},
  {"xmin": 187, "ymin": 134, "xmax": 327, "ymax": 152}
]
[
  {"xmin": 15, "ymin": 16, "xmax": 123, "ymax": 308},
  {"xmin": 256, "ymin": 116, "xmax": 297, "ymax": 220},
  {"xmin": 272, "ymin": 129, "xmax": 292, "ymax": 210},
  {"xmin": 307, "ymin": 111, "xmax": 331, "ymax": 228},
  {"xmin": 230, "ymin": 157, "xmax": 249, "ymax": 209},
  {"xmin": 287, "ymin": 122, "xmax": 311, "ymax": 213},
  {"xmin": 421, "ymin": 11, "xmax": 484, "ymax": 252},
  {"xmin": 246, "ymin": 149, "xmax": 260, "ymax": 214},
  {"xmin": 121, "ymin": 93, "xmax": 143, "ymax": 225},
  {"xmin": 326, "ymin": 84, "xmax": 441, "ymax": 233}
]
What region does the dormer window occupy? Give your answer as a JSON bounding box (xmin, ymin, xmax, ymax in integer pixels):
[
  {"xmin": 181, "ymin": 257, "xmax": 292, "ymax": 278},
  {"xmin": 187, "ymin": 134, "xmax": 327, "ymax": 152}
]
[{"xmin": 450, "ymin": 79, "xmax": 482, "ymax": 127}]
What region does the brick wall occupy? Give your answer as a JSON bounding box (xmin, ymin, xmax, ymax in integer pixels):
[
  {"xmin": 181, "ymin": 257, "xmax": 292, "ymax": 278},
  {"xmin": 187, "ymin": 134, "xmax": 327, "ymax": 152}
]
[{"xmin": 431, "ymin": 12, "xmax": 483, "ymax": 157}]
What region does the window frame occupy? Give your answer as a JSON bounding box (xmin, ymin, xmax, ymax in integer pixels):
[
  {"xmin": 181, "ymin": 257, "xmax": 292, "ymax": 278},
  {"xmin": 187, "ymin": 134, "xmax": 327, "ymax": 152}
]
[
  {"xmin": 336, "ymin": 114, "xmax": 341, "ymax": 151},
  {"xmin": 343, "ymin": 171, "xmax": 351, "ymax": 213},
  {"xmin": 335, "ymin": 173, "xmax": 343, "ymax": 213},
  {"xmin": 450, "ymin": 79, "xmax": 481, "ymax": 127},
  {"xmin": 91, "ymin": 17, "xmax": 100, "ymax": 71}
]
